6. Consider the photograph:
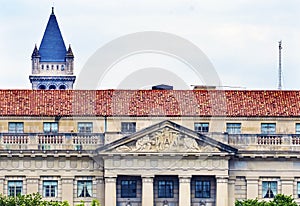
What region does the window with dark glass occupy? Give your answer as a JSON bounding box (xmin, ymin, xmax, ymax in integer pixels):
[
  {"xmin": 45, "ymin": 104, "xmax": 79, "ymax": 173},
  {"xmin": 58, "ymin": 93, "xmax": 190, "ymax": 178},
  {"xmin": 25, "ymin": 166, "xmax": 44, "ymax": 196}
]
[
  {"xmin": 297, "ymin": 182, "xmax": 300, "ymax": 198},
  {"xmin": 262, "ymin": 181, "xmax": 277, "ymax": 198},
  {"xmin": 43, "ymin": 180, "xmax": 58, "ymax": 197},
  {"xmin": 8, "ymin": 122, "xmax": 24, "ymax": 133},
  {"xmin": 195, "ymin": 180, "xmax": 210, "ymax": 198},
  {"xmin": 121, "ymin": 180, "xmax": 137, "ymax": 198},
  {"xmin": 261, "ymin": 123, "xmax": 276, "ymax": 134},
  {"xmin": 8, "ymin": 181, "xmax": 22, "ymax": 197},
  {"xmin": 158, "ymin": 180, "xmax": 174, "ymax": 198},
  {"xmin": 226, "ymin": 123, "xmax": 241, "ymax": 134},
  {"xmin": 78, "ymin": 122, "xmax": 93, "ymax": 133},
  {"xmin": 121, "ymin": 122, "xmax": 136, "ymax": 133},
  {"xmin": 194, "ymin": 123, "xmax": 209, "ymax": 133},
  {"xmin": 43, "ymin": 122, "xmax": 58, "ymax": 133},
  {"xmin": 296, "ymin": 124, "xmax": 300, "ymax": 134},
  {"xmin": 77, "ymin": 180, "xmax": 92, "ymax": 197}
]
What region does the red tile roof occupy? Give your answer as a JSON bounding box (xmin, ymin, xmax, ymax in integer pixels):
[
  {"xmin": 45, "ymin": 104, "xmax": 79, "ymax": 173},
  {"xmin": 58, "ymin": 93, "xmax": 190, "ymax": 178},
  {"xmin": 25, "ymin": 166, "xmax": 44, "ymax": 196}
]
[{"xmin": 0, "ymin": 90, "xmax": 299, "ymax": 117}]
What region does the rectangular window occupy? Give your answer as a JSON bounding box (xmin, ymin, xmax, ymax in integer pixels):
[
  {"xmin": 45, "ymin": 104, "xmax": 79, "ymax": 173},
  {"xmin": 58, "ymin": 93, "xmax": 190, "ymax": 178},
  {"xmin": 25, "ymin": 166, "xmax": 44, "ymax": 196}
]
[
  {"xmin": 121, "ymin": 180, "xmax": 137, "ymax": 198},
  {"xmin": 158, "ymin": 180, "xmax": 174, "ymax": 198},
  {"xmin": 8, "ymin": 122, "xmax": 24, "ymax": 133},
  {"xmin": 226, "ymin": 123, "xmax": 241, "ymax": 134},
  {"xmin": 195, "ymin": 180, "xmax": 211, "ymax": 198},
  {"xmin": 121, "ymin": 122, "xmax": 136, "ymax": 133},
  {"xmin": 8, "ymin": 181, "xmax": 22, "ymax": 197},
  {"xmin": 261, "ymin": 123, "xmax": 276, "ymax": 134},
  {"xmin": 194, "ymin": 123, "xmax": 209, "ymax": 133},
  {"xmin": 296, "ymin": 124, "xmax": 300, "ymax": 134},
  {"xmin": 78, "ymin": 122, "xmax": 93, "ymax": 133},
  {"xmin": 43, "ymin": 180, "xmax": 58, "ymax": 197},
  {"xmin": 43, "ymin": 122, "xmax": 58, "ymax": 133},
  {"xmin": 297, "ymin": 182, "xmax": 300, "ymax": 198},
  {"xmin": 262, "ymin": 181, "xmax": 277, "ymax": 198},
  {"xmin": 77, "ymin": 180, "xmax": 92, "ymax": 197}
]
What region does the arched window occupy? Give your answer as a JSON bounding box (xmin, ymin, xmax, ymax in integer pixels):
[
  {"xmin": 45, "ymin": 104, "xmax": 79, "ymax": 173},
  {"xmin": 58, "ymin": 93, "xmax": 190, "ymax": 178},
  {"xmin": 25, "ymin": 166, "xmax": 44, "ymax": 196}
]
[
  {"xmin": 38, "ymin": 85, "xmax": 46, "ymax": 90},
  {"xmin": 49, "ymin": 85, "xmax": 56, "ymax": 90},
  {"xmin": 59, "ymin": 85, "xmax": 66, "ymax": 90}
]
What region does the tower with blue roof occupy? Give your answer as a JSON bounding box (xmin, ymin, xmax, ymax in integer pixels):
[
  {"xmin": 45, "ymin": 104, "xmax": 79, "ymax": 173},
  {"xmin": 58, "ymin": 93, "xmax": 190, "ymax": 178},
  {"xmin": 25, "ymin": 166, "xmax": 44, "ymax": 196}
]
[{"xmin": 29, "ymin": 7, "xmax": 76, "ymax": 90}]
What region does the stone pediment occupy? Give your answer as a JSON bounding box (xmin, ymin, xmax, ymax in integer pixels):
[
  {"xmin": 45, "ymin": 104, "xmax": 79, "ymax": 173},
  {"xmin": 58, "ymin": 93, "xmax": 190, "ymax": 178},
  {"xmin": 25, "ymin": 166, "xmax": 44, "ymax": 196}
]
[{"xmin": 97, "ymin": 120, "xmax": 237, "ymax": 154}]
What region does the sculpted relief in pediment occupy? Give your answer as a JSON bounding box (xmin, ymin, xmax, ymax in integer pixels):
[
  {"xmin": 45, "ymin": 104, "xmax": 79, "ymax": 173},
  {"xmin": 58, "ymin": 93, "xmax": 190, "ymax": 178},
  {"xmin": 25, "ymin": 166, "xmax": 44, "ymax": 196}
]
[{"xmin": 114, "ymin": 128, "xmax": 219, "ymax": 153}]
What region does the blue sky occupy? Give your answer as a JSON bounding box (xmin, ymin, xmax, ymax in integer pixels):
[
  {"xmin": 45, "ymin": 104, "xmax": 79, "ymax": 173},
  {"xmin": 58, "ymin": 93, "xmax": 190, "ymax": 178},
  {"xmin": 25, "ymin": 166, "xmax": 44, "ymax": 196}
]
[{"xmin": 0, "ymin": 0, "xmax": 300, "ymax": 89}]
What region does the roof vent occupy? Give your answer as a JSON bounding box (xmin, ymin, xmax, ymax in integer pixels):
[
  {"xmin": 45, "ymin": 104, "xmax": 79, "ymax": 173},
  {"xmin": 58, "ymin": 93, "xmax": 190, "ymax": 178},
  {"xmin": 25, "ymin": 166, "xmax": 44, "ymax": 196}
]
[
  {"xmin": 152, "ymin": 84, "xmax": 173, "ymax": 90},
  {"xmin": 193, "ymin": 85, "xmax": 216, "ymax": 90}
]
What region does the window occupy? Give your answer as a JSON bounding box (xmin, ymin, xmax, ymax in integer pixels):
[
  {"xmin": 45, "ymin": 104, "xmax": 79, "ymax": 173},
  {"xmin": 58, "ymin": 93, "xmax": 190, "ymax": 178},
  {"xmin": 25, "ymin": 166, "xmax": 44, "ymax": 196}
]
[
  {"xmin": 261, "ymin": 123, "xmax": 276, "ymax": 134},
  {"xmin": 158, "ymin": 180, "xmax": 174, "ymax": 198},
  {"xmin": 121, "ymin": 180, "xmax": 137, "ymax": 198},
  {"xmin": 43, "ymin": 180, "xmax": 58, "ymax": 197},
  {"xmin": 226, "ymin": 123, "xmax": 241, "ymax": 134},
  {"xmin": 195, "ymin": 180, "xmax": 210, "ymax": 198},
  {"xmin": 194, "ymin": 123, "xmax": 209, "ymax": 133},
  {"xmin": 296, "ymin": 124, "xmax": 300, "ymax": 134},
  {"xmin": 297, "ymin": 182, "xmax": 300, "ymax": 198},
  {"xmin": 262, "ymin": 181, "xmax": 277, "ymax": 198},
  {"xmin": 121, "ymin": 122, "xmax": 136, "ymax": 133},
  {"xmin": 43, "ymin": 122, "xmax": 58, "ymax": 133},
  {"xmin": 8, "ymin": 122, "xmax": 24, "ymax": 133},
  {"xmin": 8, "ymin": 181, "xmax": 22, "ymax": 197},
  {"xmin": 78, "ymin": 122, "xmax": 93, "ymax": 133},
  {"xmin": 77, "ymin": 180, "xmax": 92, "ymax": 197}
]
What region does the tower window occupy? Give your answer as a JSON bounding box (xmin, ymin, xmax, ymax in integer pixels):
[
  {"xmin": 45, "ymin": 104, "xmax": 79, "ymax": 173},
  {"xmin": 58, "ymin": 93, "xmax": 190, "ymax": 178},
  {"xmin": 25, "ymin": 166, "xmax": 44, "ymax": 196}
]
[
  {"xmin": 46, "ymin": 65, "xmax": 49, "ymax": 69},
  {"xmin": 59, "ymin": 85, "xmax": 66, "ymax": 90},
  {"xmin": 49, "ymin": 85, "xmax": 56, "ymax": 90},
  {"xmin": 56, "ymin": 65, "xmax": 59, "ymax": 70},
  {"xmin": 61, "ymin": 65, "xmax": 64, "ymax": 71},
  {"xmin": 38, "ymin": 85, "xmax": 46, "ymax": 90},
  {"xmin": 41, "ymin": 65, "xmax": 44, "ymax": 69}
]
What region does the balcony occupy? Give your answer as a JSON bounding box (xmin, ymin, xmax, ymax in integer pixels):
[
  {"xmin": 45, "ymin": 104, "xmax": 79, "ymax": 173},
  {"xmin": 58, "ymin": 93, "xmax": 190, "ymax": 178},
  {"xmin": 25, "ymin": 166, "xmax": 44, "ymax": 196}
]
[{"xmin": 0, "ymin": 133, "xmax": 104, "ymax": 151}]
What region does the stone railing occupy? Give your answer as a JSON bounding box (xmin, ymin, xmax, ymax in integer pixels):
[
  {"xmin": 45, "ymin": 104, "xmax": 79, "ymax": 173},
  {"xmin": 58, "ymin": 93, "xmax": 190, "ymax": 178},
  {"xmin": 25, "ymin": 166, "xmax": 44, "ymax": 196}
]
[
  {"xmin": 225, "ymin": 134, "xmax": 300, "ymax": 151},
  {"xmin": 0, "ymin": 133, "xmax": 104, "ymax": 151}
]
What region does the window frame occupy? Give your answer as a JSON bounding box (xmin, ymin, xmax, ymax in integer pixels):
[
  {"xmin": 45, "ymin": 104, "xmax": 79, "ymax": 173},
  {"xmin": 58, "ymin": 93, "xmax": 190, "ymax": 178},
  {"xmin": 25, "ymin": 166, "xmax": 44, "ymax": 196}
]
[
  {"xmin": 77, "ymin": 180, "xmax": 92, "ymax": 198},
  {"xmin": 194, "ymin": 122, "xmax": 209, "ymax": 133},
  {"xmin": 195, "ymin": 180, "xmax": 211, "ymax": 198},
  {"xmin": 120, "ymin": 180, "xmax": 137, "ymax": 198},
  {"xmin": 158, "ymin": 180, "xmax": 174, "ymax": 198},
  {"xmin": 8, "ymin": 122, "xmax": 24, "ymax": 133},
  {"xmin": 43, "ymin": 122, "xmax": 58, "ymax": 133},
  {"xmin": 226, "ymin": 123, "xmax": 241, "ymax": 134},
  {"xmin": 261, "ymin": 123, "xmax": 276, "ymax": 134},
  {"xmin": 262, "ymin": 181, "xmax": 277, "ymax": 198},
  {"xmin": 7, "ymin": 180, "xmax": 23, "ymax": 197},
  {"xmin": 43, "ymin": 180, "xmax": 58, "ymax": 198},
  {"xmin": 121, "ymin": 122, "xmax": 136, "ymax": 133},
  {"xmin": 78, "ymin": 122, "xmax": 93, "ymax": 133}
]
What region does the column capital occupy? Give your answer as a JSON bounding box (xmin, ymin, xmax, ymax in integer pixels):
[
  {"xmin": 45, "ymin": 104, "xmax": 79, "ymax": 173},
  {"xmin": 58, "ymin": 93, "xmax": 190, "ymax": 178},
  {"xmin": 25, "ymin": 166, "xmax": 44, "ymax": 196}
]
[
  {"xmin": 105, "ymin": 176, "xmax": 117, "ymax": 183},
  {"xmin": 216, "ymin": 176, "xmax": 229, "ymax": 183},
  {"xmin": 179, "ymin": 175, "xmax": 191, "ymax": 183},
  {"xmin": 142, "ymin": 176, "xmax": 154, "ymax": 183},
  {"xmin": 246, "ymin": 176, "xmax": 259, "ymax": 181}
]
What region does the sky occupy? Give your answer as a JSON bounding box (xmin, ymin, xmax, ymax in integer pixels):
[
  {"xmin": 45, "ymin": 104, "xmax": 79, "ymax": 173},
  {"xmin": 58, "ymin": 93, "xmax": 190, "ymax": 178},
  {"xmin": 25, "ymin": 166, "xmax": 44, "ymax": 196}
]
[{"xmin": 0, "ymin": 0, "xmax": 300, "ymax": 90}]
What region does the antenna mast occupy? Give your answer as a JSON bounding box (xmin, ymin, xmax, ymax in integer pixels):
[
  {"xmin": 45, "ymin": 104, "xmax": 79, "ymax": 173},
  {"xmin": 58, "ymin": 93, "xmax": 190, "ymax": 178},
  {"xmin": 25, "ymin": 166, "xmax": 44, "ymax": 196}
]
[{"xmin": 278, "ymin": 40, "xmax": 282, "ymax": 90}]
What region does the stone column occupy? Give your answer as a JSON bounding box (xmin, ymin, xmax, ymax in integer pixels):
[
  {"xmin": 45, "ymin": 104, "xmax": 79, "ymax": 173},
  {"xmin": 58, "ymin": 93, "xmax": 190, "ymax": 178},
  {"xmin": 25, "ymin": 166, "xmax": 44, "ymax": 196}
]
[
  {"xmin": 142, "ymin": 176, "xmax": 154, "ymax": 206},
  {"xmin": 246, "ymin": 177, "xmax": 259, "ymax": 199},
  {"xmin": 228, "ymin": 177, "xmax": 236, "ymax": 206},
  {"xmin": 0, "ymin": 177, "xmax": 4, "ymax": 195},
  {"xmin": 179, "ymin": 176, "xmax": 191, "ymax": 206},
  {"xmin": 26, "ymin": 177, "xmax": 39, "ymax": 194},
  {"xmin": 216, "ymin": 176, "xmax": 229, "ymax": 206},
  {"xmin": 281, "ymin": 177, "xmax": 294, "ymax": 196},
  {"xmin": 61, "ymin": 177, "xmax": 74, "ymax": 206},
  {"xmin": 105, "ymin": 176, "xmax": 117, "ymax": 206},
  {"xmin": 95, "ymin": 177, "xmax": 105, "ymax": 206}
]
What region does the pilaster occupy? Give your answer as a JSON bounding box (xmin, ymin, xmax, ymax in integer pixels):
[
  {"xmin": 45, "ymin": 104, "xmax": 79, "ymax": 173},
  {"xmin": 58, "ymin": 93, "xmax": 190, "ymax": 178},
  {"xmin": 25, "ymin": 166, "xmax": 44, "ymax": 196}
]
[
  {"xmin": 61, "ymin": 177, "xmax": 74, "ymax": 206},
  {"xmin": 142, "ymin": 176, "xmax": 154, "ymax": 206},
  {"xmin": 105, "ymin": 176, "xmax": 117, "ymax": 206},
  {"xmin": 246, "ymin": 177, "xmax": 259, "ymax": 199},
  {"xmin": 179, "ymin": 175, "xmax": 191, "ymax": 206},
  {"xmin": 216, "ymin": 176, "xmax": 228, "ymax": 206}
]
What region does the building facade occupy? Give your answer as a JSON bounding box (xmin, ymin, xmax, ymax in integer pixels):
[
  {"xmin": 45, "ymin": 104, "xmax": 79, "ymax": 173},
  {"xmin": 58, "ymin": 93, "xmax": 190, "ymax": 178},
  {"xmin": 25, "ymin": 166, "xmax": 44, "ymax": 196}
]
[{"xmin": 1, "ymin": 90, "xmax": 300, "ymax": 206}]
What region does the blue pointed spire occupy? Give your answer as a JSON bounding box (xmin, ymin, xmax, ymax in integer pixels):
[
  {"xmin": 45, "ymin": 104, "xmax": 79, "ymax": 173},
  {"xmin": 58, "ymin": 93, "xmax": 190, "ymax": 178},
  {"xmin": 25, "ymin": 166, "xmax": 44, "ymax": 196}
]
[{"xmin": 39, "ymin": 7, "xmax": 67, "ymax": 62}]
